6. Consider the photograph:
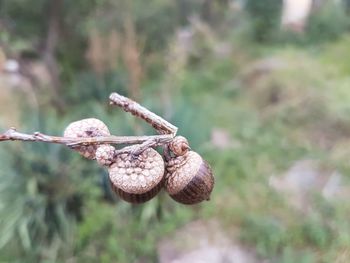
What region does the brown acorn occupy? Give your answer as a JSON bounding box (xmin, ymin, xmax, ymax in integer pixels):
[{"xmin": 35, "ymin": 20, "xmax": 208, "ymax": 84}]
[
  {"xmin": 63, "ymin": 118, "xmax": 110, "ymax": 159},
  {"xmin": 108, "ymin": 148, "xmax": 164, "ymax": 203},
  {"xmin": 165, "ymin": 136, "xmax": 214, "ymax": 205}
]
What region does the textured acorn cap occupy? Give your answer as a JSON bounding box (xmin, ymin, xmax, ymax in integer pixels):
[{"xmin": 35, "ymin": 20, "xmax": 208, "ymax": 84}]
[
  {"xmin": 63, "ymin": 118, "xmax": 110, "ymax": 159},
  {"xmin": 108, "ymin": 148, "xmax": 165, "ymax": 203},
  {"xmin": 96, "ymin": 144, "xmax": 115, "ymax": 166},
  {"xmin": 169, "ymin": 136, "xmax": 190, "ymax": 156},
  {"xmin": 165, "ymin": 151, "xmax": 214, "ymax": 205}
]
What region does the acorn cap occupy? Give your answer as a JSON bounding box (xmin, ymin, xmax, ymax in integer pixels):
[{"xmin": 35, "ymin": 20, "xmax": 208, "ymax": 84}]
[
  {"xmin": 108, "ymin": 148, "xmax": 164, "ymax": 195},
  {"xmin": 63, "ymin": 118, "xmax": 110, "ymax": 159}
]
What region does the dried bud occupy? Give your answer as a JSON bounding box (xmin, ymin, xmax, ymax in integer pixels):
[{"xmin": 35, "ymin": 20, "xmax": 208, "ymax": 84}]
[
  {"xmin": 96, "ymin": 144, "xmax": 116, "ymax": 166},
  {"xmin": 169, "ymin": 136, "xmax": 190, "ymax": 156},
  {"xmin": 108, "ymin": 148, "xmax": 164, "ymax": 203},
  {"xmin": 63, "ymin": 118, "xmax": 110, "ymax": 159}
]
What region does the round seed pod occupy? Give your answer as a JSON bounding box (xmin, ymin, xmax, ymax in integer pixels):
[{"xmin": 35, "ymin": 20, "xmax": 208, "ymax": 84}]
[
  {"xmin": 63, "ymin": 118, "xmax": 110, "ymax": 159},
  {"xmin": 168, "ymin": 136, "xmax": 190, "ymax": 156},
  {"xmin": 165, "ymin": 151, "xmax": 214, "ymax": 205},
  {"xmin": 108, "ymin": 148, "xmax": 164, "ymax": 203},
  {"xmin": 95, "ymin": 144, "xmax": 116, "ymax": 166}
]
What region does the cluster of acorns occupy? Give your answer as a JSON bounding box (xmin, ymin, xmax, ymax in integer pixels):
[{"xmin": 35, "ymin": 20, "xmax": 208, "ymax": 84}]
[{"xmin": 63, "ymin": 118, "xmax": 214, "ymax": 205}]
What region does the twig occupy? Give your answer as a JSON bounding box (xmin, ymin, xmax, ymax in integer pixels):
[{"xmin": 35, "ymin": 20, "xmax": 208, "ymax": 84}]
[
  {"xmin": 109, "ymin": 93, "xmax": 178, "ymax": 135},
  {"xmin": 0, "ymin": 128, "xmax": 173, "ymax": 147},
  {"xmin": 111, "ymin": 139, "xmax": 156, "ymax": 157},
  {"xmin": 0, "ymin": 93, "xmax": 178, "ymax": 157}
]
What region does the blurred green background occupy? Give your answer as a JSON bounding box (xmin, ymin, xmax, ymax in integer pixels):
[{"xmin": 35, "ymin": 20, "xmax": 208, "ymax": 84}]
[{"xmin": 1, "ymin": 0, "xmax": 350, "ymax": 262}]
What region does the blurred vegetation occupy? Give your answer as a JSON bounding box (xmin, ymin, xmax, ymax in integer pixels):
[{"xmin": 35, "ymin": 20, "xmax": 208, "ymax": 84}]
[{"xmin": 1, "ymin": 0, "xmax": 350, "ymax": 262}]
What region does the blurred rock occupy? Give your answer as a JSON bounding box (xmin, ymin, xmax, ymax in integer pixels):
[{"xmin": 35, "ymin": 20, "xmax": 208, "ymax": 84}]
[
  {"xmin": 4, "ymin": 59, "xmax": 19, "ymax": 73},
  {"xmin": 269, "ymin": 160, "xmax": 349, "ymax": 211},
  {"xmin": 157, "ymin": 220, "xmax": 264, "ymax": 263},
  {"xmin": 211, "ymin": 128, "xmax": 240, "ymax": 150},
  {"xmin": 213, "ymin": 42, "xmax": 232, "ymax": 58},
  {"xmin": 241, "ymin": 57, "xmax": 286, "ymax": 87},
  {"xmin": 211, "ymin": 128, "xmax": 231, "ymax": 149},
  {"xmin": 322, "ymin": 171, "xmax": 342, "ymax": 201}
]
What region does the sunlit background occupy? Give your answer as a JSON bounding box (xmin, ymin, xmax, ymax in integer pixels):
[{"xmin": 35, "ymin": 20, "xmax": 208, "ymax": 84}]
[{"xmin": 1, "ymin": 0, "xmax": 350, "ymax": 262}]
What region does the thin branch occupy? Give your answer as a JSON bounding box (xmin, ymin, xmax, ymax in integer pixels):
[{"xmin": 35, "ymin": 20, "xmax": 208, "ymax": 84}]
[
  {"xmin": 0, "ymin": 92, "xmax": 178, "ymax": 157},
  {"xmin": 0, "ymin": 128, "xmax": 173, "ymax": 147},
  {"xmin": 109, "ymin": 93, "xmax": 178, "ymax": 135},
  {"xmin": 112, "ymin": 139, "xmax": 157, "ymax": 157}
]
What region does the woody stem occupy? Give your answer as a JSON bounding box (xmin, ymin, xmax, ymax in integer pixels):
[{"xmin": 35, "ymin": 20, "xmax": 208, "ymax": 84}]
[
  {"xmin": 0, "ymin": 128, "xmax": 173, "ymax": 147},
  {"xmin": 109, "ymin": 92, "xmax": 178, "ymax": 136}
]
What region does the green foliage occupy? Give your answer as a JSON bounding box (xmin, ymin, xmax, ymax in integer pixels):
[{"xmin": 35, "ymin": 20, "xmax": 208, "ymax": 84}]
[
  {"xmin": 306, "ymin": 2, "xmax": 350, "ymax": 43},
  {"xmin": 0, "ymin": 111, "xmax": 98, "ymax": 261},
  {"xmin": 279, "ymin": 247, "xmax": 316, "ymax": 263},
  {"xmin": 302, "ymin": 215, "xmax": 331, "ymax": 249},
  {"xmin": 241, "ymin": 215, "xmax": 286, "ymax": 257},
  {"xmin": 244, "ymin": 0, "xmax": 283, "ymax": 42},
  {"xmin": 0, "ymin": 0, "xmax": 46, "ymax": 38}
]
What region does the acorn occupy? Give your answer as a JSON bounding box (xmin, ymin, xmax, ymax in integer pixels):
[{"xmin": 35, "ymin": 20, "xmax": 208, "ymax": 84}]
[
  {"xmin": 108, "ymin": 148, "xmax": 164, "ymax": 203},
  {"xmin": 164, "ymin": 136, "xmax": 214, "ymax": 205},
  {"xmin": 63, "ymin": 118, "xmax": 110, "ymax": 159}
]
